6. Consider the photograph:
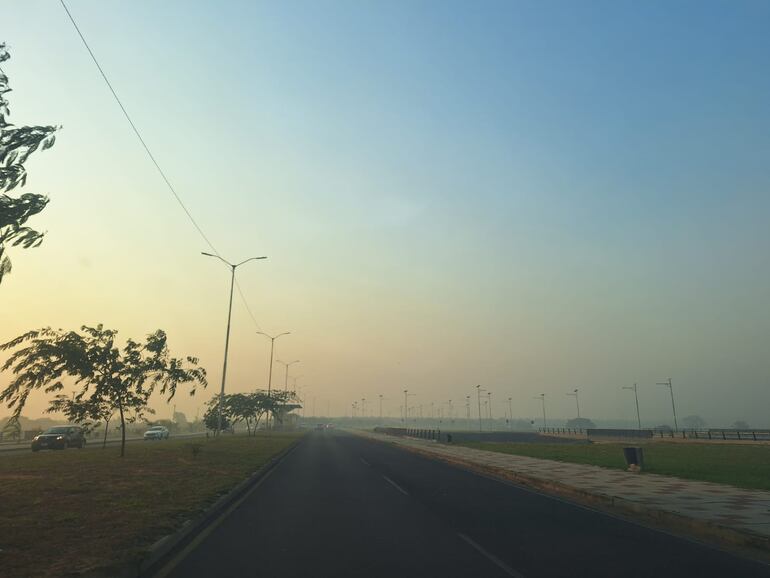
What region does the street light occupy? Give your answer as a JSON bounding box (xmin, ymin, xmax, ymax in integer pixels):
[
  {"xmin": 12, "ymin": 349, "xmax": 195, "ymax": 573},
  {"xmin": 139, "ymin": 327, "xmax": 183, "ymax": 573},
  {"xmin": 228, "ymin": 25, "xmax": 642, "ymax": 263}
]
[
  {"xmin": 277, "ymin": 359, "xmax": 300, "ymax": 391},
  {"xmin": 290, "ymin": 374, "xmax": 303, "ymax": 393},
  {"xmin": 202, "ymin": 252, "xmax": 266, "ymax": 433},
  {"xmin": 534, "ymin": 393, "xmax": 546, "ymax": 429},
  {"xmin": 476, "ymin": 385, "xmax": 485, "ymax": 432},
  {"xmin": 623, "ymin": 383, "xmax": 641, "ymax": 429},
  {"xmin": 656, "ymin": 378, "xmax": 678, "ymax": 431},
  {"xmin": 257, "ymin": 331, "xmax": 290, "ymax": 428},
  {"xmin": 403, "ymin": 389, "xmax": 415, "ymax": 424},
  {"xmin": 507, "ymin": 397, "xmax": 513, "ymax": 430},
  {"xmin": 487, "ymin": 392, "xmax": 493, "ymax": 421},
  {"xmin": 566, "ymin": 388, "xmax": 580, "ymax": 418}
]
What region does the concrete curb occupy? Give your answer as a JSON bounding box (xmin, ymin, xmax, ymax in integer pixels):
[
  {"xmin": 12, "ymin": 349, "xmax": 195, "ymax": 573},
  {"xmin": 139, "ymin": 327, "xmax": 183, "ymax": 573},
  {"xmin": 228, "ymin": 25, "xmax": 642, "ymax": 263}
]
[
  {"xmin": 358, "ymin": 431, "xmax": 770, "ymax": 564},
  {"xmin": 79, "ymin": 435, "xmax": 304, "ymax": 578}
]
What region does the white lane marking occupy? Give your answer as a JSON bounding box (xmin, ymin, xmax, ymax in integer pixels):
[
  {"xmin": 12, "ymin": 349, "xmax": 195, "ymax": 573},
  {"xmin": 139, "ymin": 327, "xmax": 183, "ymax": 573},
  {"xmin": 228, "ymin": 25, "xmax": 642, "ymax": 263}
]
[
  {"xmin": 360, "ymin": 457, "xmax": 371, "ymax": 467},
  {"xmin": 382, "ymin": 475, "xmax": 409, "ymax": 496},
  {"xmin": 457, "ymin": 533, "xmax": 526, "ymax": 578}
]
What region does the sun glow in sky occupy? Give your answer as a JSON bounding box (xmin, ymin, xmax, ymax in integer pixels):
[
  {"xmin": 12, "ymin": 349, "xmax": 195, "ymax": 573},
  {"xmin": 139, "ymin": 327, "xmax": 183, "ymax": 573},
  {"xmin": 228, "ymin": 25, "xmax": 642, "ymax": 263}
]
[{"xmin": 2, "ymin": 0, "xmax": 769, "ymax": 426}]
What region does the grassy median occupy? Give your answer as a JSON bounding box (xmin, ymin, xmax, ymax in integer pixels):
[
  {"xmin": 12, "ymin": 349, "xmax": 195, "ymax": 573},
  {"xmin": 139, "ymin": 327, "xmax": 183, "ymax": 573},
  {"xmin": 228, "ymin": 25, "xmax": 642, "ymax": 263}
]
[
  {"xmin": 460, "ymin": 441, "xmax": 770, "ymax": 491},
  {"xmin": 0, "ymin": 432, "xmax": 303, "ymax": 577}
]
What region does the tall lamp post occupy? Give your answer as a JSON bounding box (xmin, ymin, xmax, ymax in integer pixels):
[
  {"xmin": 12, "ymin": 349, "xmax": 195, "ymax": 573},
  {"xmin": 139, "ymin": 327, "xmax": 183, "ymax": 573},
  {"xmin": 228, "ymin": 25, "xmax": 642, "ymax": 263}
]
[
  {"xmin": 379, "ymin": 394, "xmax": 384, "ymax": 422},
  {"xmin": 202, "ymin": 252, "xmax": 266, "ymax": 434},
  {"xmin": 257, "ymin": 331, "xmax": 290, "ymax": 428},
  {"xmin": 657, "ymin": 378, "xmax": 678, "ymax": 431},
  {"xmin": 507, "ymin": 397, "xmax": 513, "ymax": 430},
  {"xmin": 623, "ymin": 383, "xmax": 641, "ymax": 429},
  {"xmin": 277, "ymin": 359, "xmax": 300, "ymax": 391},
  {"xmin": 534, "ymin": 393, "xmax": 546, "ymax": 429},
  {"xmin": 566, "ymin": 388, "xmax": 580, "ymax": 418},
  {"xmin": 465, "ymin": 395, "xmax": 471, "ymax": 427},
  {"xmin": 403, "ymin": 390, "xmax": 415, "ymax": 425},
  {"xmin": 475, "ymin": 385, "xmax": 485, "ymax": 432}
]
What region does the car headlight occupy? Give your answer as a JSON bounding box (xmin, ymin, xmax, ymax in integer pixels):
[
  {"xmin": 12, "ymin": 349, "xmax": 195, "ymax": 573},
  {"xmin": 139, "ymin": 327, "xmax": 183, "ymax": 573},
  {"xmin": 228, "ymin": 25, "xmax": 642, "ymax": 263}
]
[{"xmin": 56, "ymin": 436, "xmax": 64, "ymax": 440}]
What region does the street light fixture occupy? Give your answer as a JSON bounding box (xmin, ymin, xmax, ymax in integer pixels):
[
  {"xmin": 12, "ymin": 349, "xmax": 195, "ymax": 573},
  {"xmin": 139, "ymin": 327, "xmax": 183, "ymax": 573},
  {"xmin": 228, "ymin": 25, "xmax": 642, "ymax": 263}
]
[
  {"xmin": 257, "ymin": 331, "xmax": 290, "ymax": 428},
  {"xmin": 566, "ymin": 388, "xmax": 580, "ymax": 418},
  {"xmin": 656, "ymin": 378, "xmax": 678, "ymax": 431},
  {"xmin": 201, "ymin": 252, "xmax": 266, "ymax": 434},
  {"xmin": 277, "ymin": 359, "xmax": 300, "ymax": 391},
  {"xmin": 534, "ymin": 393, "xmax": 546, "ymax": 429},
  {"xmin": 623, "ymin": 383, "xmax": 641, "ymax": 429}
]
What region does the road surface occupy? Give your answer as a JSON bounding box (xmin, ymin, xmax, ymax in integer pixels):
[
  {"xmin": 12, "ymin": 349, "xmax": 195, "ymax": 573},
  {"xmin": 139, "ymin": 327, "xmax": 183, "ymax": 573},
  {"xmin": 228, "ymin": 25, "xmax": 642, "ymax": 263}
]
[{"xmin": 160, "ymin": 430, "xmax": 770, "ymax": 578}]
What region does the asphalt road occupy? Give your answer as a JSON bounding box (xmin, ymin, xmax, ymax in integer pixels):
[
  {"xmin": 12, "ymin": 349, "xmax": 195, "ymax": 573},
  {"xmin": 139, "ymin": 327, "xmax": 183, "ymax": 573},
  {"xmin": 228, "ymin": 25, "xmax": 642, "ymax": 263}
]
[{"xmin": 160, "ymin": 430, "xmax": 770, "ymax": 578}]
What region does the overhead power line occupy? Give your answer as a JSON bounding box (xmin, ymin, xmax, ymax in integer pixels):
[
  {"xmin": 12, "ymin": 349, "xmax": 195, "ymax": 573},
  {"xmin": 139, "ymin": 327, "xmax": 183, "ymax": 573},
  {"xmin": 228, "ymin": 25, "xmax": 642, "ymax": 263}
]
[{"xmin": 59, "ymin": 0, "xmax": 264, "ymax": 330}]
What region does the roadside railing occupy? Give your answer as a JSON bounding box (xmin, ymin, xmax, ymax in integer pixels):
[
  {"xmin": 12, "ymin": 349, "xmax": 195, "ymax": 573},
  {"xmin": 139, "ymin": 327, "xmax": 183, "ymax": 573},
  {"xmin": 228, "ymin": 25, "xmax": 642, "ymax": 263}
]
[
  {"xmin": 374, "ymin": 426, "xmax": 441, "ymax": 441},
  {"xmin": 538, "ymin": 427, "xmax": 588, "ymax": 436}
]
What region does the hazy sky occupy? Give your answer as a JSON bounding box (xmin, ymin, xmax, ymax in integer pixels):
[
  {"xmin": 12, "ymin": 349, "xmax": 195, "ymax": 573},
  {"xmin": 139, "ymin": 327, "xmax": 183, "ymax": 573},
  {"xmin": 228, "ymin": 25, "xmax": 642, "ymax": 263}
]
[{"xmin": 2, "ymin": 0, "xmax": 769, "ymax": 427}]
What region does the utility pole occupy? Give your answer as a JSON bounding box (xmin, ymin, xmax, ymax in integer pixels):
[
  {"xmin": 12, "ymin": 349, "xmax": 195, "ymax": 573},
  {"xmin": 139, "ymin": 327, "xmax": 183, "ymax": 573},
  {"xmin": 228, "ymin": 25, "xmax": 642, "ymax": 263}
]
[
  {"xmin": 623, "ymin": 383, "xmax": 641, "ymax": 429},
  {"xmin": 476, "ymin": 385, "xmax": 484, "ymax": 432},
  {"xmin": 202, "ymin": 252, "xmax": 266, "ymax": 434},
  {"xmin": 508, "ymin": 397, "xmax": 513, "ymax": 430},
  {"xmin": 657, "ymin": 378, "xmax": 678, "ymax": 431}
]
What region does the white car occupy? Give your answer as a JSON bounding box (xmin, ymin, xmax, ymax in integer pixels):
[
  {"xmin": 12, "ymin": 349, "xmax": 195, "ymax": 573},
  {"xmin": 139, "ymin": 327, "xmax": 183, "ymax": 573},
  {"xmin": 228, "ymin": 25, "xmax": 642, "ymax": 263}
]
[{"xmin": 143, "ymin": 426, "xmax": 170, "ymax": 440}]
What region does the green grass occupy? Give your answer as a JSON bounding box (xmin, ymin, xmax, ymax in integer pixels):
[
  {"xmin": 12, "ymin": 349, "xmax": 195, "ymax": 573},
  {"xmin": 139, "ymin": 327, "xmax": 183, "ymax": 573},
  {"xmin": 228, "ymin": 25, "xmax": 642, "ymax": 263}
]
[
  {"xmin": 460, "ymin": 441, "xmax": 770, "ymax": 491},
  {"xmin": 0, "ymin": 432, "xmax": 303, "ymax": 577}
]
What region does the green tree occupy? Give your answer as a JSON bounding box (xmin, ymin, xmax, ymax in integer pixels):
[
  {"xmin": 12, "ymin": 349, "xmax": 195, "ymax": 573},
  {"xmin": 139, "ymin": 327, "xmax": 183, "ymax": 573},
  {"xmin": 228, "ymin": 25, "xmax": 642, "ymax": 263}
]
[
  {"xmin": 0, "ymin": 43, "xmax": 58, "ymax": 285},
  {"xmin": 203, "ymin": 396, "xmax": 231, "ymax": 433},
  {"xmin": 0, "ymin": 324, "xmax": 206, "ymax": 456}
]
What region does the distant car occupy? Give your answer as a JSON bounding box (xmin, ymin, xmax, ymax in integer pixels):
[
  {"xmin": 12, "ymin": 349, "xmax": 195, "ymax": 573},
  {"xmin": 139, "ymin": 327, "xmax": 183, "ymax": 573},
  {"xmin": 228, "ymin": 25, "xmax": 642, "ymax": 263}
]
[
  {"xmin": 315, "ymin": 423, "xmax": 326, "ymax": 430},
  {"xmin": 31, "ymin": 426, "xmax": 86, "ymax": 451},
  {"xmin": 325, "ymin": 423, "xmax": 335, "ymax": 429},
  {"xmin": 143, "ymin": 426, "xmax": 170, "ymax": 440}
]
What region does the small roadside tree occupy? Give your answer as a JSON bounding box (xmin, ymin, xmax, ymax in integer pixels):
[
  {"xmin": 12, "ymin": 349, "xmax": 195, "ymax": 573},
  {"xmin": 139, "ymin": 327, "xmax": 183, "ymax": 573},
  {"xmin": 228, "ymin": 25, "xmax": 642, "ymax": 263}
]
[
  {"xmin": 0, "ymin": 324, "xmax": 207, "ymax": 456},
  {"xmin": 0, "ymin": 43, "xmax": 59, "ymax": 285},
  {"xmin": 203, "ymin": 396, "xmax": 231, "ymax": 434}
]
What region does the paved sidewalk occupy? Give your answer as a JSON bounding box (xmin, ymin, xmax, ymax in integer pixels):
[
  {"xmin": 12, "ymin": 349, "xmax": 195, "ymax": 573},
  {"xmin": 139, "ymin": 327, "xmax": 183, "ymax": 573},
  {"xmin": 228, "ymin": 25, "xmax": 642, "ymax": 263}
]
[{"xmin": 355, "ymin": 429, "xmax": 770, "ymax": 548}]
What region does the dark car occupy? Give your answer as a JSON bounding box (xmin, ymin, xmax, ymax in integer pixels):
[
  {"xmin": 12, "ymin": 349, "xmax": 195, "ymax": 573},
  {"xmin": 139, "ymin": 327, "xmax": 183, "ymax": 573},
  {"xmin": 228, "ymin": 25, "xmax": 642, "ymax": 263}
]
[{"xmin": 31, "ymin": 426, "xmax": 86, "ymax": 451}]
